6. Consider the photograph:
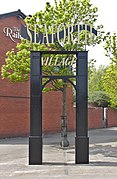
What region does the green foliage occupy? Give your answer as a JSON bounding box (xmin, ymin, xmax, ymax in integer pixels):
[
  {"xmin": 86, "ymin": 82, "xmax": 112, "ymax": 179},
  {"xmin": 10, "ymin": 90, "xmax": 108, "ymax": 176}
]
[
  {"xmin": 88, "ymin": 64, "xmax": 106, "ymax": 93},
  {"xmin": 103, "ymin": 32, "xmax": 117, "ymax": 63},
  {"xmin": 88, "ymin": 32, "xmax": 117, "ymax": 109},
  {"xmin": 88, "ymin": 63, "xmax": 110, "ymax": 107},
  {"xmin": 88, "ymin": 91, "xmax": 110, "ymax": 107},
  {"xmin": 1, "ymin": 40, "xmax": 43, "ymax": 82},
  {"xmin": 102, "ymin": 32, "xmax": 117, "ymax": 108},
  {"xmin": 88, "ymin": 58, "xmax": 96, "ymax": 81},
  {"xmin": 102, "ymin": 64, "xmax": 117, "ymax": 108}
]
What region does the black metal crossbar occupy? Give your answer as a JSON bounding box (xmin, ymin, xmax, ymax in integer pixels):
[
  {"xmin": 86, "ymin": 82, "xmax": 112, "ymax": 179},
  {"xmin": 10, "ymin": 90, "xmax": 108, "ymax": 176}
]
[
  {"xmin": 31, "ymin": 50, "xmax": 80, "ymax": 54},
  {"xmin": 42, "ymin": 75, "xmax": 76, "ymax": 79}
]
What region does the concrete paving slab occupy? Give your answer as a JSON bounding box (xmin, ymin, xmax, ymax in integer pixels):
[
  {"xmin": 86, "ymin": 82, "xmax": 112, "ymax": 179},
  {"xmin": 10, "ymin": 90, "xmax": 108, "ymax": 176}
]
[{"xmin": 0, "ymin": 127, "xmax": 117, "ymax": 178}]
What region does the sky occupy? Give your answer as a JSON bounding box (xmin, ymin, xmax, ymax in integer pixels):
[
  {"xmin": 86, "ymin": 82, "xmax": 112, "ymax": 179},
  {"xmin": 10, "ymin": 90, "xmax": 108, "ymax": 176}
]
[{"xmin": 0, "ymin": 0, "xmax": 117, "ymax": 67}]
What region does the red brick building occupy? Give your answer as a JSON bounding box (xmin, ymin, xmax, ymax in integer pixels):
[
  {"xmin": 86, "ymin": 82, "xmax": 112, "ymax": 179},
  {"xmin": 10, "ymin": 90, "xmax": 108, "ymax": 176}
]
[
  {"xmin": 0, "ymin": 10, "xmax": 76, "ymax": 138},
  {"xmin": 0, "ymin": 10, "xmax": 116, "ymax": 138},
  {"xmin": 0, "ymin": 10, "xmax": 30, "ymax": 137}
]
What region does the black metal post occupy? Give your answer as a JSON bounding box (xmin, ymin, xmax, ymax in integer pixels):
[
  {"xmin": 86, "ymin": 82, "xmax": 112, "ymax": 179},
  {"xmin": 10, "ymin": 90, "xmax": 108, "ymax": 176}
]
[
  {"xmin": 29, "ymin": 51, "xmax": 42, "ymax": 165},
  {"xmin": 75, "ymin": 51, "xmax": 89, "ymax": 164}
]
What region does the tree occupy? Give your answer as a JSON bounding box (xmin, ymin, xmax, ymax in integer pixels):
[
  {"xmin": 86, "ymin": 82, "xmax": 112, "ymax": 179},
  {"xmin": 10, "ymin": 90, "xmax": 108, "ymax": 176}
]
[
  {"xmin": 2, "ymin": 0, "xmax": 104, "ymax": 82},
  {"xmin": 1, "ymin": 0, "xmax": 104, "ymax": 146},
  {"xmin": 88, "ymin": 90, "xmax": 110, "ymax": 107},
  {"xmin": 103, "ymin": 32, "xmax": 117, "ymax": 63},
  {"xmin": 102, "ymin": 64, "xmax": 117, "ymax": 108},
  {"xmin": 88, "ymin": 63, "xmax": 110, "ymax": 107},
  {"xmin": 88, "ymin": 58, "xmax": 96, "ymax": 81},
  {"xmin": 88, "ymin": 64, "xmax": 106, "ymax": 93},
  {"xmin": 102, "ymin": 32, "xmax": 117, "ymax": 108}
]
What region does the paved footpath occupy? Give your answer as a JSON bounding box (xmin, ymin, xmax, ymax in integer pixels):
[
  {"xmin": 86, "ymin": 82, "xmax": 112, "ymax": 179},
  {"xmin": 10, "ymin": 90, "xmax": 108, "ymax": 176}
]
[{"xmin": 0, "ymin": 127, "xmax": 117, "ymax": 179}]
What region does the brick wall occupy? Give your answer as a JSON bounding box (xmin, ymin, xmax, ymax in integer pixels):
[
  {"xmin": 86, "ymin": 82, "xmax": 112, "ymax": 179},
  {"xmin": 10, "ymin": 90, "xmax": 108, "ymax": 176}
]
[
  {"xmin": 88, "ymin": 107, "xmax": 103, "ymax": 129},
  {"xmin": 42, "ymin": 90, "xmax": 62, "ymax": 133},
  {"xmin": 1, "ymin": 93, "xmax": 117, "ymax": 138},
  {"xmin": 66, "ymin": 106, "xmax": 104, "ymax": 131},
  {"xmin": 1, "ymin": 97, "xmax": 116, "ymax": 138},
  {"xmin": 0, "ymin": 97, "xmax": 30, "ymax": 138},
  {"xmin": 107, "ymin": 108, "xmax": 117, "ymax": 127},
  {"xmin": 0, "ymin": 87, "xmax": 74, "ymax": 137},
  {"xmin": 42, "ymin": 87, "xmax": 74, "ymax": 133}
]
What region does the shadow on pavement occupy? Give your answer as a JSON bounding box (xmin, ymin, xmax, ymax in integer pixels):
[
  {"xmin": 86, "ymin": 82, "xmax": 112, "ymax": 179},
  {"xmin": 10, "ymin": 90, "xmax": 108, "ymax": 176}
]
[
  {"xmin": 90, "ymin": 144, "xmax": 117, "ymax": 158},
  {"xmin": 90, "ymin": 161, "xmax": 117, "ymax": 166},
  {"xmin": 40, "ymin": 161, "xmax": 117, "ymax": 167}
]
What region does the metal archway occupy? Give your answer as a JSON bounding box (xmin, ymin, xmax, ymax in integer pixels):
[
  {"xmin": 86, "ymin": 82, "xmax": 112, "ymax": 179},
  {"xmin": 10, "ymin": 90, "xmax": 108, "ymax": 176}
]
[
  {"xmin": 42, "ymin": 78, "xmax": 76, "ymax": 91},
  {"xmin": 29, "ymin": 50, "xmax": 89, "ymax": 165}
]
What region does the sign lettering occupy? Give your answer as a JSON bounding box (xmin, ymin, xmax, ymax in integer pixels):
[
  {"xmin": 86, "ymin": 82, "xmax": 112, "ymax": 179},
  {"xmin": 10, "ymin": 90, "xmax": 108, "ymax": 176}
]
[
  {"xmin": 3, "ymin": 27, "xmax": 21, "ymax": 42},
  {"xmin": 21, "ymin": 23, "xmax": 97, "ymax": 45}
]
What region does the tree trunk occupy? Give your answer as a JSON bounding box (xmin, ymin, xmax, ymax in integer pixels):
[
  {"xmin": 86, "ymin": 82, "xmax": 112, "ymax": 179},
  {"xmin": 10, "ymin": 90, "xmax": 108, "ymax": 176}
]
[{"xmin": 60, "ymin": 80, "xmax": 69, "ymax": 147}]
